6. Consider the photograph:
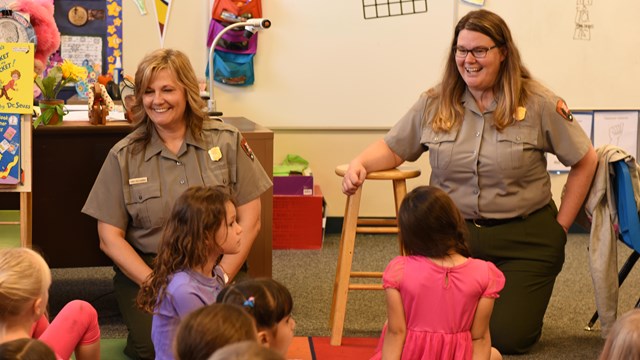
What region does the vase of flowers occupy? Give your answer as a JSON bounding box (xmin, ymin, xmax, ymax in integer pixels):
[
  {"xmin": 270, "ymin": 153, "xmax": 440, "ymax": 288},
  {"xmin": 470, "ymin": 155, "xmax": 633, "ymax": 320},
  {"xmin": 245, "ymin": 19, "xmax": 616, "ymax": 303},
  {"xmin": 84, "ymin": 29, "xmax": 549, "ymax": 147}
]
[{"xmin": 33, "ymin": 60, "xmax": 87, "ymax": 127}]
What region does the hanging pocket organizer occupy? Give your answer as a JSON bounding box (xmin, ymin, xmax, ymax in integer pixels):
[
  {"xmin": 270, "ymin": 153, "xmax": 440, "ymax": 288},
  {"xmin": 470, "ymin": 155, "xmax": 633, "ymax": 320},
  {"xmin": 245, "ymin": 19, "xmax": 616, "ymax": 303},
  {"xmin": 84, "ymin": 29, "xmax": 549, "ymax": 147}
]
[
  {"xmin": 213, "ymin": 51, "xmax": 255, "ymax": 86},
  {"xmin": 212, "ymin": 0, "xmax": 262, "ymax": 23},
  {"xmin": 207, "ymin": 20, "xmax": 258, "ymax": 53}
]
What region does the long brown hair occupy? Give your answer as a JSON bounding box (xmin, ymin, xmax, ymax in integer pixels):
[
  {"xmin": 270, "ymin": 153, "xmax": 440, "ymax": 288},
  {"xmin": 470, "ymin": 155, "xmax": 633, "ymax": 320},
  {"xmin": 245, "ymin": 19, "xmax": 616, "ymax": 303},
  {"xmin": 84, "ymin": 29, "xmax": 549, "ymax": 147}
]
[
  {"xmin": 398, "ymin": 186, "xmax": 470, "ymax": 258},
  {"xmin": 428, "ymin": 9, "xmax": 539, "ymax": 132},
  {"xmin": 129, "ymin": 48, "xmax": 207, "ymax": 154},
  {"xmin": 137, "ymin": 186, "xmax": 234, "ymax": 313}
]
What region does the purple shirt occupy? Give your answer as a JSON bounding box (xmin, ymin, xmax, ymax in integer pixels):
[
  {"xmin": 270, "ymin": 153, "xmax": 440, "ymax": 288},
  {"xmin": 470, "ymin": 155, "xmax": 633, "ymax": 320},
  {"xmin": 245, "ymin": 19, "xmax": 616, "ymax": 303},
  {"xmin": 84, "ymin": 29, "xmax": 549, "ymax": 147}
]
[{"xmin": 152, "ymin": 267, "xmax": 226, "ymax": 360}]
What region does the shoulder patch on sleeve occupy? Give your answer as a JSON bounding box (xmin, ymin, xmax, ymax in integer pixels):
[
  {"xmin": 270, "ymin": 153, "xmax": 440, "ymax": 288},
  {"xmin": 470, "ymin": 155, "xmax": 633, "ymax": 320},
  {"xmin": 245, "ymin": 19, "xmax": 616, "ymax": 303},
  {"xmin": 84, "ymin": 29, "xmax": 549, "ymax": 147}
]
[
  {"xmin": 556, "ymin": 99, "xmax": 574, "ymax": 122},
  {"xmin": 240, "ymin": 137, "xmax": 255, "ymax": 161}
]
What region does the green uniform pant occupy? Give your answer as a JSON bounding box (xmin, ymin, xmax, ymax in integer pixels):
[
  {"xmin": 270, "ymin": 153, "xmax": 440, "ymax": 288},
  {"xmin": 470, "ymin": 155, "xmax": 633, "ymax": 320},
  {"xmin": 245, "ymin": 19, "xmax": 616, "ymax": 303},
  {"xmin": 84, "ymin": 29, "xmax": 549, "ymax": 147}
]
[
  {"xmin": 113, "ymin": 253, "xmax": 156, "ymax": 360},
  {"xmin": 466, "ymin": 202, "xmax": 566, "ymax": 354}
]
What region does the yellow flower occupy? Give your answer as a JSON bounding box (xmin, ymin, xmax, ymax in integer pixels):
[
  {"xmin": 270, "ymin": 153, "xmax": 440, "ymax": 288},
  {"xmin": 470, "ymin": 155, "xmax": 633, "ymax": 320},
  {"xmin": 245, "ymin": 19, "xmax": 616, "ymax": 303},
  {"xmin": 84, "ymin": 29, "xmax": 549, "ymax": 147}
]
[{"xmin": 61, "ymin": 60, "xmax": 88, "ymax": 82}]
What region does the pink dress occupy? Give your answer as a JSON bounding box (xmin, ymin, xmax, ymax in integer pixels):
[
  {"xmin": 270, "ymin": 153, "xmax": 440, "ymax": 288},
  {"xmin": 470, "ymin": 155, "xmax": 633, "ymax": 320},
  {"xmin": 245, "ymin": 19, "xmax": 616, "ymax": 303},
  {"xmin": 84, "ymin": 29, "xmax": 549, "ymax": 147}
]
[{"xmin": 370, "ymin": 256, "xmax": 505, "ymax": 360}]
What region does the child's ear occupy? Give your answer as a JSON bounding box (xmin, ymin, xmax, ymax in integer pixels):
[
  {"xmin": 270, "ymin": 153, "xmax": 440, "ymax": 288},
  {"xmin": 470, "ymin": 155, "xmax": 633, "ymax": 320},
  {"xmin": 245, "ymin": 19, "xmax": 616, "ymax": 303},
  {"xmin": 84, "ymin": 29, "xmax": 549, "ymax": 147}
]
[
  {"xmin": 32, "ymin": 298, "xmax": 44, "ymax": 318},
  {"xmin": 257, "ymin": 330, "xmax": 270, "ymax": 346}
]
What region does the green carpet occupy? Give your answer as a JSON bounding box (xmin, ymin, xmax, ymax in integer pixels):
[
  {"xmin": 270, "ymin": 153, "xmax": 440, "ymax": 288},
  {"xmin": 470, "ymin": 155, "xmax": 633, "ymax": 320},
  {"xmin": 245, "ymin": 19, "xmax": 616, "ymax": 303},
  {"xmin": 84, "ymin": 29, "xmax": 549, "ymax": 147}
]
[{"xmin": 0, "ymin": 210, "xmax": 20, "ymax": 248}]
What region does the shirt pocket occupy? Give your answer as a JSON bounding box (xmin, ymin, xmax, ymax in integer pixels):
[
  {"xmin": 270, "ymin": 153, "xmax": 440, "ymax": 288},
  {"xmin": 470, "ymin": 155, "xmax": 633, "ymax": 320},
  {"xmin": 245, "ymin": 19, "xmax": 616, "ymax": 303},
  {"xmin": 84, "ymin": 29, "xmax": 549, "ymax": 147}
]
[
  {"xmin": 496, "ymin": 126, "xmax": 537, "ymax": 170},
  {"xmin": 423, "ymin": 131, "xmax": 458, "ymax": 170},
  {"xmin": 200, "ymin": 159, "xmax": 232, "ymax": 187},
  {"xmin": 125, "ymin": 182, "xmax": 164, "ymax": 229}
]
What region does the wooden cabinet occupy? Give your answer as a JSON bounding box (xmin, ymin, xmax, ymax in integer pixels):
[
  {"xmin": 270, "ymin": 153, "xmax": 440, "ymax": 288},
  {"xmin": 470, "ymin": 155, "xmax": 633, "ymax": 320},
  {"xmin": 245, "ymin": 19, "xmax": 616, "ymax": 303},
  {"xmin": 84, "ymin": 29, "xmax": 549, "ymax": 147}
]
[{"xmin": 0, "ymin": 117, "xmax": 273, "ymax": 277}]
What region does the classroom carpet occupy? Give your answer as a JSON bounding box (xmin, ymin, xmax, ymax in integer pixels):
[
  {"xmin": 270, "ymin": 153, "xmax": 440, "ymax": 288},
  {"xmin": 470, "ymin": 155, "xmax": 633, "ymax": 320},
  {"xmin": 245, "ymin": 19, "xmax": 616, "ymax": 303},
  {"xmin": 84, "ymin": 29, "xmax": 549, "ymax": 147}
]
[{"xmin": 287, "ymin": 336, "xmax": 378, "ymax": 360}]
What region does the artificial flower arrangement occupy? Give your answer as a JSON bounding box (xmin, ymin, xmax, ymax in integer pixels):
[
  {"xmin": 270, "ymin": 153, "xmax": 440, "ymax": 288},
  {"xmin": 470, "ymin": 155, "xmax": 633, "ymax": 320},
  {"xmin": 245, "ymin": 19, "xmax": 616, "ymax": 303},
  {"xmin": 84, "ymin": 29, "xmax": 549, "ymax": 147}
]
[{"xmin": 33, "ymin": 60, "xmax": 88, "ymax": 127}]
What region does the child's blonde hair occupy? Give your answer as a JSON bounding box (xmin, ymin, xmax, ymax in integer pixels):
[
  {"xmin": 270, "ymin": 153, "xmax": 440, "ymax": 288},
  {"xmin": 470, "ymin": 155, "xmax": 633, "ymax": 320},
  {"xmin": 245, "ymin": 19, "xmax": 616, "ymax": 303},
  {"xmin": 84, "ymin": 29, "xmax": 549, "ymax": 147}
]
[
  {"xmin": 0, "ymin": 248, "xmax": 51, "ymax": 318},
  {"xmin": 600, "ymin": 308, "xmax": 640, "ymax": 360}
]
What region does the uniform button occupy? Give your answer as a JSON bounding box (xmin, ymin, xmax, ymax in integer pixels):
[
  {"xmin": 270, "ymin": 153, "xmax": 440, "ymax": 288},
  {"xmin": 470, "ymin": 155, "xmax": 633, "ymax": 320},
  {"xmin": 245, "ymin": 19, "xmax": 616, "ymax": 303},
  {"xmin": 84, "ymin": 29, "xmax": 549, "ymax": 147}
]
[
  {"xmin": 475, "ymin": 131, "xmax": 480, "ymax": 137},
  {"xmin": 138, "ymin": 194, "xmax": 142, "ymax": 200},
  {"xmin": 434, "ymin": 136, "xmax": 439, "ymax": 141},
  {"xmin": 180, "ymin": 179, "xmax": 185, "ymax": 185},
  {"xmin": 516, "ymin": 135, "xmax": 521, "ymax": 141},
  {"xmin": 176, "ymin": 161, "xmax": 181, "ymax": 166},
  {"xmin": 473, "ymin": 189, "xmax": 479, "ymax": 195},
  {"xmin": 223, "ymin": 178, "xmax": 227, "ymax": 184}
]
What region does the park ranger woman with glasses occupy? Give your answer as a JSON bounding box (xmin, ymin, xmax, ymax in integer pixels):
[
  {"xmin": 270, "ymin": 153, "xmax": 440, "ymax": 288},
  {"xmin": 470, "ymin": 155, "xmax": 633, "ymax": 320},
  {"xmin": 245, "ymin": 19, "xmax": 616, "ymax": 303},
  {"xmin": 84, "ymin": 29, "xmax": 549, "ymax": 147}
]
[{"xmin": 342, "ymin": 9, "xmax": 597, "ymax": 355}]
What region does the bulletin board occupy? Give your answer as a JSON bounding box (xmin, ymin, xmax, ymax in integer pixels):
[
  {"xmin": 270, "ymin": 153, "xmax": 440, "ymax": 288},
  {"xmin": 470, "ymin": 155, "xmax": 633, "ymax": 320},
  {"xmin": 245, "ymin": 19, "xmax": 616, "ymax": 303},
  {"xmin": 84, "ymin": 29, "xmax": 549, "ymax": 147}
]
[{"xmin": 54, "ymin": 0, "xmax": 123, "ymax": 76}]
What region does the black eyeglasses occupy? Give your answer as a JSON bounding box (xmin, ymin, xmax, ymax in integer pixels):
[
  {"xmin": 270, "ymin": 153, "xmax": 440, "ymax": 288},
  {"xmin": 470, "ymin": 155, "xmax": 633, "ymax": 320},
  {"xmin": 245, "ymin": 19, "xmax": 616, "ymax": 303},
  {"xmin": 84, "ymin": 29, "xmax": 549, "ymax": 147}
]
[{"xmin": 453, "ymin": 45, "xmax": 499, "ymax": 58}]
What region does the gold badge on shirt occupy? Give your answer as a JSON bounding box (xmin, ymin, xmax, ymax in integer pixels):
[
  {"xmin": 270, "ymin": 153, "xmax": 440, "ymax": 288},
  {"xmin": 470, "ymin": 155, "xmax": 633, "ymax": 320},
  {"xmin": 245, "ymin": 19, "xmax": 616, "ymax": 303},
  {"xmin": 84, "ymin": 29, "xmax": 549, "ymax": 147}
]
[
  {"xmin": 515, "ymin": 106, "xmax": 527, "ymax": 121},
  {"xmin": 208, "ymin": 146, "xmax": 222, "ymax": 161}
]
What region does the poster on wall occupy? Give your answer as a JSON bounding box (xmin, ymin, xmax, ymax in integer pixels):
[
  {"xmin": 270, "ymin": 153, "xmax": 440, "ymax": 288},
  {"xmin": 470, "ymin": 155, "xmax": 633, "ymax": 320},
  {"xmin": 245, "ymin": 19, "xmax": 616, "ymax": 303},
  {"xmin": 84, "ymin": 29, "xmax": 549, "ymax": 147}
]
[{"xmin": 54, "ymin": 0, "xmax": 123, "ymax": 77}]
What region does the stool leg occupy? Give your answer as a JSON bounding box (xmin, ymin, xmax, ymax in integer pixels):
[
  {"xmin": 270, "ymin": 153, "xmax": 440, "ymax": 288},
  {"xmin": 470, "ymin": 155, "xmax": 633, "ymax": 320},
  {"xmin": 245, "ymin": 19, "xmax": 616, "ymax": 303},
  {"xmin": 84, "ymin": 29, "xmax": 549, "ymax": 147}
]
[
  {"xmin": 392, "ymin": 179, "xmax": 407, "ymax": 255},
  {"xmin": 329, "ymin": 187, "xmax": 362, "ymax": 346}
]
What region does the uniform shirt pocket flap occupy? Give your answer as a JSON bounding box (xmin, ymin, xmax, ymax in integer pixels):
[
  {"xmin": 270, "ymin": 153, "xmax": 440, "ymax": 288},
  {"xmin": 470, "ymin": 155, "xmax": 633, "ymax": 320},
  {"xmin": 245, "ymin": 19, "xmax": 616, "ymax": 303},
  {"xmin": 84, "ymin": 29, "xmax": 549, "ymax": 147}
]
[{"xmin": 126, "ymin": 183, "xmax": 161, "ymax": 205}]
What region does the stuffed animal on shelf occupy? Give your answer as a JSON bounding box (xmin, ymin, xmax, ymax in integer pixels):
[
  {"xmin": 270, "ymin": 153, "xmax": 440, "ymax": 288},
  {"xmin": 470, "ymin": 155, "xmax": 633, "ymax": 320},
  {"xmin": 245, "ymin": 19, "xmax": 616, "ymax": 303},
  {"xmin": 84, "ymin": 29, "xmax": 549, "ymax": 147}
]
[
  {"xmin": 9, "ymin": 0, "xmax": 61, "ymax": 75},
  {"xmin": 88, "ymin": 82, "xmax": 114, "ymax": 125}
]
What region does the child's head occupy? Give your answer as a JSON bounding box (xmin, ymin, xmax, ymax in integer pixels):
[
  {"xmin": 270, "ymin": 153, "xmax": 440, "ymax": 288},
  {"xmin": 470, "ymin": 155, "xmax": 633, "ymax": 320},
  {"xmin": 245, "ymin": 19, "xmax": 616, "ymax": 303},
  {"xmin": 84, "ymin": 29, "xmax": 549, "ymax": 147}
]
[
  {"xmin": 217, "ymin": 278, "xmax": 295, "ymax": 356},
  {"xmin": 174, "ymin": 303, "xmax": 257, "ymax": 360},
  {"xmin": 208, "ymin": 340, "xmax": 285, "ymax": 360},
  {"xmin": 137, "ymin": 186, "xmax": 241, "ymax": 312},
  {"xmin": 163, "ymin": 185, "xmax": 241, "ymax": 261},
  {"xmin": 399, "ymin": 186, "xmax": 471, "ymax": 258},
  {"xmin": 0, "ymin": 338, "xmax": 56, "ymax": 360},
  {"xmin": 600, "ymin": 308, "xmax": 640, "ymax": 360},
  {"xmin": 0, "ymin": 248, "xmax": 51, "ymax": 322},
  {"xmin": 11, "ymin": 69, "xmax": 20, "ymax": 80}
]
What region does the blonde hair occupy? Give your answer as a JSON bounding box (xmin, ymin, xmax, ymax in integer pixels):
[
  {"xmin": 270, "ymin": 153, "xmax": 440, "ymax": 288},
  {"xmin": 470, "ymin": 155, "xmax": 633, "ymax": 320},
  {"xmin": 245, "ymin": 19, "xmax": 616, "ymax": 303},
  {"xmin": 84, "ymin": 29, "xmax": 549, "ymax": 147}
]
[
  {"xmin": 129, "ymin": 48, "xmax": 208, "ymax": 153},
  {"xmin": 600, "ymin": 309, "xmax": 640, "ymax": 360},
  {"xmin": 0, "ymin": 248, "xmax": 51, "ymax": 318}
]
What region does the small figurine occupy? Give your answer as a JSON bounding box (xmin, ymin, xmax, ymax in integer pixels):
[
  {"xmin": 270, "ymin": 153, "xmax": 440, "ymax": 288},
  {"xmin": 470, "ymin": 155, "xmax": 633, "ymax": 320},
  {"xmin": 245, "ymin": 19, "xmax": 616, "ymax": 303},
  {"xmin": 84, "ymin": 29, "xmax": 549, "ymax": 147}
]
[{"xmin": 88, "ymin": 82, "xmax": 114, "ymax": 125}]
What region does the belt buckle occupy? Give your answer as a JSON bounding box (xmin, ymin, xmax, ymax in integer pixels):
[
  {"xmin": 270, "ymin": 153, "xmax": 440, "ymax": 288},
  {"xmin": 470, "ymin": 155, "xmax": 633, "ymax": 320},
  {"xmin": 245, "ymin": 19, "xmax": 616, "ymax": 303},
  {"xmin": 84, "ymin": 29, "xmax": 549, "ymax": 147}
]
[{"xmin": 473, "ymin": 219, "xmax": 483, "ymax": 228}]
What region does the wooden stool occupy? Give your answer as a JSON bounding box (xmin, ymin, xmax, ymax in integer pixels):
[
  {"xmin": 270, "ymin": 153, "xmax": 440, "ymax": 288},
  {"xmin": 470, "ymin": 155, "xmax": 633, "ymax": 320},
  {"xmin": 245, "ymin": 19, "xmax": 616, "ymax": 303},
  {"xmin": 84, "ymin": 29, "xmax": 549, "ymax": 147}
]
[{"xmin": 329, "ymin": 164, "xmax": 421, "ymax": 346}]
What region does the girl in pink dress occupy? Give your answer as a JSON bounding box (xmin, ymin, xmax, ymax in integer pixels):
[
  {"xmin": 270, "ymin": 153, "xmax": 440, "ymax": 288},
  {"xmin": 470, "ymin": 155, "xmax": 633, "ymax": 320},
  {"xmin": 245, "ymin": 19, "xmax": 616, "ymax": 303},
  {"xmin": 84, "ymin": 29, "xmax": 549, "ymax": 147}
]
[{"xmin": 371, "ymin": 186, "xmax": 505, "ymax": 360}]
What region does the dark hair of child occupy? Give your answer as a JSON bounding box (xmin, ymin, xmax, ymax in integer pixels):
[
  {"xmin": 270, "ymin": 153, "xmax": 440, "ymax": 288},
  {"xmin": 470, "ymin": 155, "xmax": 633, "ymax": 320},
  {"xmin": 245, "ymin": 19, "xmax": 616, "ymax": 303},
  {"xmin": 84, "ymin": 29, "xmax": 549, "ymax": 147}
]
[
  {"xmin": 137, "ymin": 186, "xmax": 234, "ymax": 313},
  {"xmin": 398, "ymin": 186, "xmax": 471, "ymax": 258},
  {"xmin": 216, "ymin": 278, "xmax": 293, "ymax": 336}
]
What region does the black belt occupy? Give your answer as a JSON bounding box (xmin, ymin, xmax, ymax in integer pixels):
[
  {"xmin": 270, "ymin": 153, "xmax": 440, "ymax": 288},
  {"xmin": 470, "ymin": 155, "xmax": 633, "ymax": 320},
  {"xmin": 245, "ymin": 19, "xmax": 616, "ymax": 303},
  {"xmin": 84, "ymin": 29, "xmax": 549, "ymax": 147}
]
[
  {"xmin": 468, "ymin": 217, "xmax": 523, "ymax": 227},
  {"xmin": 467, "ymin": 204, "xmax": 549, "ymax": 228}
]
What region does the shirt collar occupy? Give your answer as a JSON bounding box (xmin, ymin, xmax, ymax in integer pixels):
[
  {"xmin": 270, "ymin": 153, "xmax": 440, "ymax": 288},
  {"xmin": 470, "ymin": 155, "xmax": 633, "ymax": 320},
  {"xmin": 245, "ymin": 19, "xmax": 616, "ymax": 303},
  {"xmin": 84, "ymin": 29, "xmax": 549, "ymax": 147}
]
[
  {"xmin": 462, "ymin": 88, "xmax": 497, "ymax": 115},
  {"xmin": 143, "ymin": 125, "xmax": 207, "ymax": 161}
]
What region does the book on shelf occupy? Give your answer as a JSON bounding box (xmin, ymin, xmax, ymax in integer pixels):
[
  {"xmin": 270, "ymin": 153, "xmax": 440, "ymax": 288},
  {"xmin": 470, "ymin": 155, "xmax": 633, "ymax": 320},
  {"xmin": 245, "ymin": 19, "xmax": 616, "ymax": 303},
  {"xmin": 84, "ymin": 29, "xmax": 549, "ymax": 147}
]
[{"xmin": 0, "ymin": 113, "xmax": 21, "ymax": 186}]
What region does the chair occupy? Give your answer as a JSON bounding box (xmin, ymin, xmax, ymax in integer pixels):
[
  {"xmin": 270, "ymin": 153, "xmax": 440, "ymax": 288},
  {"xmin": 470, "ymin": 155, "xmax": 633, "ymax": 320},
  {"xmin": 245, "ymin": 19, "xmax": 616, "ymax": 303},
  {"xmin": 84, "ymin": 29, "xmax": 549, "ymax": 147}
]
[
  {"xmin": 329, "ymin": 164, "xmax": 421, "ymax": 346},
  {"xmin": 585, "ymin": 159, "xmax": 640, "ymax": 331}
]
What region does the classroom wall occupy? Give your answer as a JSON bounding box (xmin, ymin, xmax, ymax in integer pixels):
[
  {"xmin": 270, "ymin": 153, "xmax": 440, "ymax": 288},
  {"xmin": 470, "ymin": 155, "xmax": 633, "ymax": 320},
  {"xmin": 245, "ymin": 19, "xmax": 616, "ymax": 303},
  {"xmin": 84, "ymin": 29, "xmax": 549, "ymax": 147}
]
[{"xmin": 119, "ymin": 1, "xmax": 591, "ymax": 217}]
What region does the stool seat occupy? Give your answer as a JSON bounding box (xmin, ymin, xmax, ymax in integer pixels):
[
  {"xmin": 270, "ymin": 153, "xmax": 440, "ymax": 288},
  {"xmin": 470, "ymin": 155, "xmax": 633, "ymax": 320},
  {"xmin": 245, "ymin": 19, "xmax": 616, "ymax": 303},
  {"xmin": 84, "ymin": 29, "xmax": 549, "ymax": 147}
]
[
  {"xmin": 329, "ymin": 164, "xmax": 420, "ymax": 346},
  {"xmin": 335, "ymin": 164, "xmax": 422, "ymax": 180}
]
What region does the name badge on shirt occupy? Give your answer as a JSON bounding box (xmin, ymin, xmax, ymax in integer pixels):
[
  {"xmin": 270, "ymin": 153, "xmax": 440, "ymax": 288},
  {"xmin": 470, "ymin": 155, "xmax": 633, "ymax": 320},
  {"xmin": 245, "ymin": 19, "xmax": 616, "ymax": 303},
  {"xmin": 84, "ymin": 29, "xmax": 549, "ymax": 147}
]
[{"xmin": 129, "ymin": 177, "xmax": 148, "ymax": 185}]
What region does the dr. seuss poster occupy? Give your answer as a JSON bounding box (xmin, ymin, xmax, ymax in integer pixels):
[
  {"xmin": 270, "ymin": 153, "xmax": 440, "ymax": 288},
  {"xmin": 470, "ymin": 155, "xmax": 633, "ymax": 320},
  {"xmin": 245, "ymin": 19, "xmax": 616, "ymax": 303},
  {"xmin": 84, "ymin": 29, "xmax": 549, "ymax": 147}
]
[
  {"xmin": 0, "ymin": 42, "xmax": 34, "ymax": 114},
  {"xmin": 0, "ymin": 113, "xmax": 21, "ymax": 185}
]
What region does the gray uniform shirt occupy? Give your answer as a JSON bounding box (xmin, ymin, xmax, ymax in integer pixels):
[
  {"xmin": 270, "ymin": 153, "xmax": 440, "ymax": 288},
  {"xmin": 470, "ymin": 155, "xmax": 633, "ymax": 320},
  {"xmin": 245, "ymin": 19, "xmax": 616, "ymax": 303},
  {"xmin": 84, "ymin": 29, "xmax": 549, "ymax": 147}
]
[
  {"xmin": 82, "ymin": 119, "xmax": 272, "ymax": 253},
  {"xmin": 385, "ymin": 88, "xmax": 591, "ymax": 219}
]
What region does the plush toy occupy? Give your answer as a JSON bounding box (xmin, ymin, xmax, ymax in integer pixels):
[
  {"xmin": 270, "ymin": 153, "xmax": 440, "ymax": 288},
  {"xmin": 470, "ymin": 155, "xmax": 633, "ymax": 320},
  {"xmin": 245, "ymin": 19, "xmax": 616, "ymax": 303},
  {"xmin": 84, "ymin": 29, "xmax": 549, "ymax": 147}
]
[
  {"xmin": 8, "ymin": 0, "xmax": 60, "ymax": 74},
  {"xmin": 88, "ymin": 82, "xmax": 114, "ymax": 125}
]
